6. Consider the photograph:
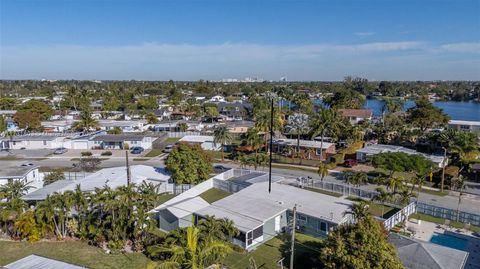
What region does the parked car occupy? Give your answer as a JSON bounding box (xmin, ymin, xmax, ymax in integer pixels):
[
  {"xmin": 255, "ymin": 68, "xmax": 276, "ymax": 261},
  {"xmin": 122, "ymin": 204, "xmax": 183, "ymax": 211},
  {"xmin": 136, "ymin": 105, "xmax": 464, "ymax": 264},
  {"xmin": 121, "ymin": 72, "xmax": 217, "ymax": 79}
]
[
  {"xmin": 163, "ymin": 144, "xmax": 174, "ymax": 153},
  {"xmin": 213, "ymin": 165, "xmax": 231, "ymax": 173},
  {"xmin": 343, "ymin": 159, "xmax": 358, "ymax": 168},
  {"xmin": 53, "ymin": 147, "xmax": 68, "ymax": 155},
  {"xmin": 130, "ymin": 146, "xmax": 145, "ymax": 154}
]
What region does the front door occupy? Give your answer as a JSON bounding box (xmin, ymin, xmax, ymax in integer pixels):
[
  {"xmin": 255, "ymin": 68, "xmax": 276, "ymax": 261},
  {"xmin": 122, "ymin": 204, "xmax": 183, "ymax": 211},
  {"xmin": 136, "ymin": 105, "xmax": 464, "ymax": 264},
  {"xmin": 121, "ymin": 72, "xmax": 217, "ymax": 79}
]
[{"xmin": 274, "ymin": 216, "xmax": 281, "ymax": 232}]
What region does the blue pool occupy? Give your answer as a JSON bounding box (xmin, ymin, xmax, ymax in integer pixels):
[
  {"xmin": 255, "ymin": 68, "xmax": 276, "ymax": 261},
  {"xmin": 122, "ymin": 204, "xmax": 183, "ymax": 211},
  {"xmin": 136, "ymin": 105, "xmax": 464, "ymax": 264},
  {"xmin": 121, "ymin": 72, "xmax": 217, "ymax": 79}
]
[{"xmin": 429, "ymin": 233, "xmax": 468, "ymax": 251}]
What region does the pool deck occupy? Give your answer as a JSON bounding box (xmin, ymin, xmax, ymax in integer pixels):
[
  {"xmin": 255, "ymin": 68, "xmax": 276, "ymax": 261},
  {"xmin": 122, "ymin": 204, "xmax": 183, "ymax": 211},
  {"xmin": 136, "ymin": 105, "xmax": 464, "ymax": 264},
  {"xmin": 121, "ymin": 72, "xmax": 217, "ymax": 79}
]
[{"xmin": 405, "ymin": 218, "xmax": 480, "ymax": 269}]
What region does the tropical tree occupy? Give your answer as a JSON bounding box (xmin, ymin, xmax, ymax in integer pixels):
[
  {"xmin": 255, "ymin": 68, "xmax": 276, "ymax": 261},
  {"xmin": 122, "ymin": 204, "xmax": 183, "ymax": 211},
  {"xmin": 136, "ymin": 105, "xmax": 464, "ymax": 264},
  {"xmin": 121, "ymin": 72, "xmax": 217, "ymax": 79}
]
[
  {"xmin": 146, "ymin": 112, "xmax": 159, "ymax": 124},
  {"xmin": 372, "ymin": 187, "xmax": 393, "ymax": 217},
  {"xmin": 73, "ymin": 108, "xmax": 99, "ymax": 131},
  {"xmin": 284, "ymin": 113, "xmax": 309, "ymax": 153},
  {"xmin": 406, "ymin": 97, "xmax": 450, "ymax": 133},
  {"xmin": 317, "ymin": 162, "xmax": 332, "ymax": 181},
  {"xmin": 44, "ymin": 169, "xmax": 66, "ymax": 185},
  {"xmin": 451, "ymin": 175, "xmax": 467, "ymax": 222},
  {"xmin": 151, "ymin": 225, "xmax": 232, "ymax": 269},
  {"xmin": 107, "ymin": 127, "xmax": 122, "ymax": 134},
  {"xmin": 343, "ymin": 201, "xmax": 370, "ymax": 222},
  {"xmin": 165, "ymin": 143, "xmax": 213, "ymax": 184},
  {"xmin": 177, "ymin": 122, "xmax": 188, "ymax": 132},
  {"xmin": 245, "ymin": 128, "xmax": 264, "ymax": 156},
  {"xmin": 213, "ymin": 125, "xmax": 233, "ymax": 162},
  {"xmin": 320, "ymin": 215, "xmax": 404, "ymax": 269},
  {"xmin": 309, "ymin": 108, "xmax": 344, "ymax": 160}
]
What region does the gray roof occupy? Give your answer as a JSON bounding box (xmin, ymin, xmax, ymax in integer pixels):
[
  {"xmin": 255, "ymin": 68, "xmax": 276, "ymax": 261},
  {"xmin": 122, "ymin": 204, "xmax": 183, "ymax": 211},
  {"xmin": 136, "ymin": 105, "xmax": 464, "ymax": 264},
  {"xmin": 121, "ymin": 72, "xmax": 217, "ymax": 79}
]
[
  {"xmin": 197, "ymin": 181, "xmax": 352, "ymax": 232},
  {"xmin": 388, "ymin": 233, "xmax": 468, "ymax": 269},
  {"xmin": 91, "ymin": 134, "xmax": 145, "ymax": 142},
  {"xmin": 11, "ymin": 135, "xmax": 60, "ymax": 141},
  {"xmin": 22, "ymin": 180, "xmax": 79, "ymax": 201},
  {"xmin": 4, "ymin": 254, "xmax": 88, "ymax": 269},
  {"xmin": 0, "ymin": 165, "xmax": 38, "ymax": 179},
  {"xmin": 22, "ymin": 165, "xmax": 170, "ymax": 200},
  {"xmin": 228, "ymin": 172, "xmax": 283, "ymax": 187}
]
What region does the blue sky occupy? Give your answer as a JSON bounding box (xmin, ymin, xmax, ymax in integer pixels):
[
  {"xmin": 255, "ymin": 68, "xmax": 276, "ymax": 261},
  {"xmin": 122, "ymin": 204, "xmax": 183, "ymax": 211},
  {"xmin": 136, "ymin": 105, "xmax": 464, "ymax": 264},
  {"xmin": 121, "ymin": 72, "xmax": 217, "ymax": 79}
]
[{"xmin": 1, "ymin": 0, "xmax": 479, "ymax": 80}]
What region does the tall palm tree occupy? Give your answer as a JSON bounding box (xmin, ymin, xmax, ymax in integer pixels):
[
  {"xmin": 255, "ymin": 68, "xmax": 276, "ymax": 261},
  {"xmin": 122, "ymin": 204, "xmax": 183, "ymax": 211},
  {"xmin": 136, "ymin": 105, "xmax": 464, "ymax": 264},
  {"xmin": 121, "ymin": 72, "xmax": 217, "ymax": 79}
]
[
  {"xmin": 344, "ymin": 201, "xmax": 370, "ymax": 222},
  {"xmin": 318, "ymin": 162, "xmax": 330, "ymax": 182},
  {"xmin": 309, "ymin": 108, "xmax": 344, "ymax": 161},
  {"xmin": 372, "ymin": 187, "xmax": 393, "ymax": 218},
  {"xmin": 73, "ymin": 108, "xmax": 99, "ymax": 131},
  {"xmin": 388, "ymin": 175, "xmax": 404, "ymax": 193},
  {"xmin": 245, "ymin": 128, "xmax": 263, "ymax": 156},
  {"xmin": 451, "ymin": 175, "xmax": 466, "ymax": 222},
  {"xmin": 213, "ymin": 125, "xmax": 233, "ymax": 162}
]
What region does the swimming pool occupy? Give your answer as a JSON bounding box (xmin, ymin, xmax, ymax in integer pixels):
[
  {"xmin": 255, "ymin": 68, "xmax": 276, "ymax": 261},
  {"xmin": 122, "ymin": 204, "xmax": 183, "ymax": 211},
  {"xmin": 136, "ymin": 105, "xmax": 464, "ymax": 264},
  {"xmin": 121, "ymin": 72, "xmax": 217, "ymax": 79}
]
[{"xmin": 429, "ymin": 233, "xmax": 468, "ymax": 251}]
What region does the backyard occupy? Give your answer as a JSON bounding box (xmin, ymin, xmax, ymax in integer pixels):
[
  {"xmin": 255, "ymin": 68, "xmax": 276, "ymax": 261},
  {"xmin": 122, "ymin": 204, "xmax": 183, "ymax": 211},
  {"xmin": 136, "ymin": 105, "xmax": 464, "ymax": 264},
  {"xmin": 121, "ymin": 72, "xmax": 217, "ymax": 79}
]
[
  {"xmin": 224, "ymin": 233, "xmax": 323, "ymax": 269},
  {"xmin": 199, "ymin": 188, "xmax": 232, "ymax": 203},
  {"xmin": 0, "ymin": 240, "xmax": 152, "ymax": 269}
]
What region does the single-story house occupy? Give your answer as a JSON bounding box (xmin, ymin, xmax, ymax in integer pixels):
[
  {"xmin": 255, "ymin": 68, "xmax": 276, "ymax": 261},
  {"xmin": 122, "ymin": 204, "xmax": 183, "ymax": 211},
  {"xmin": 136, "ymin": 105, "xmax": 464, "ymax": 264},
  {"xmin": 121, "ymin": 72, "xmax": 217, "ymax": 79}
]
[
  {"xmin": 0, "ymin": 164, "xmax": 42, "ymax": 193},
  {"xmin": 41, "ymin": 120, "xmax": 75, "ymax": 132},
  {"xmin": 356, "ymin": 144, "xmax": 447, "ymax": 168},
  {"xmin": 3, "ymin": 254, "xmax": 88, "ymax": 269},
  {"xmin": 178, "ymin": 135, "xmax": 221, "ymax": 151},
  {"xmin": 23, "ymin": 165, "xmax": 170, "ymax": 201},
  {"xmin": 90, "ymin": 134, "xmax": 153, "ymax": 150},
  {"xmin": 448, "ymin": 120, "xmax": 480, "ymax": 134},
  {"xmin": 98, "ymin": 120, "xmax": 147, "ymax": 133},
  {"xmin": 272, "ymin": 138, "xmax": 336, "ymax": 160},
  {"xmin": 338, "ymin": 109, "xmax": 373, "ymax": 124},
  {"xmin": 388, "ymin": 233, "xmax": 469, "ymax": 269},
  {"xmin": 152, "ymin": 169, "xmax": 353, "ymax": 251},
  {"xmin": 5, "ymin": 134, "xmax": 67, "ymax": 150}
]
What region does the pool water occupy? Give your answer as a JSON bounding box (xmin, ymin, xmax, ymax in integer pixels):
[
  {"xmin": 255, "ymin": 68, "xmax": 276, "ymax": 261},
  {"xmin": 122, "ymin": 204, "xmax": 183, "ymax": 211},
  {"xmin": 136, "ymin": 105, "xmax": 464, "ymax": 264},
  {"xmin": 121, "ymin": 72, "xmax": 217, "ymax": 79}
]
[{"xmin": 429, "ymin": 233, "xmax": 468, "ymax": 251}]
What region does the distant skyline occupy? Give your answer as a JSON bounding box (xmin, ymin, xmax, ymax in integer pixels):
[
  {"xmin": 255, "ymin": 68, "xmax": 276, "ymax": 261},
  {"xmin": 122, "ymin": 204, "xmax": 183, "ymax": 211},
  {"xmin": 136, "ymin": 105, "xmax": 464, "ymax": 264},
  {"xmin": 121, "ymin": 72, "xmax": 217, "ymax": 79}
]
[{"xmin": 1, "ymin": 0, "xmax": 479, "ymax": 81}]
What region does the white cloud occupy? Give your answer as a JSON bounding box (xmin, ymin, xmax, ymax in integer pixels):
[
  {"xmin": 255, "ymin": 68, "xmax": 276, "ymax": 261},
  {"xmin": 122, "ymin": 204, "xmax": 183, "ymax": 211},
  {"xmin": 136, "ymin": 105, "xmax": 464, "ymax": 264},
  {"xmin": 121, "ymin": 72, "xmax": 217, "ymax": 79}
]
[
  {"xmin": 0, "ymin": 41, "xmax": 478, "ymax": 80},
  {"xmin": 354, "ymin": 32, "xmax": 376, "ymax": 37},
  {"xmin": 439, "ymin": 42, "xmax": 480, "ymax": 53}
]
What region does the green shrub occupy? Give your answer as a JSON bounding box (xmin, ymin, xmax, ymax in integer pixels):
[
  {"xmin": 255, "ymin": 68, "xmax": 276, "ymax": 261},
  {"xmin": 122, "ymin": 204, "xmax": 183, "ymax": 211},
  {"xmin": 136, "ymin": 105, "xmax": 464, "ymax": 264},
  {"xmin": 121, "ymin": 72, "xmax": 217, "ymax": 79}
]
[
  {"xmin": 81, "ymin": 151, "xmax": 92, "ymax": 156},
  {"xmin": 330, "ymin": 153, "xmax": 345, "ymax": 164},
  {"xmin": 101, "ymin": 151, "xmax": 112, "ymax": 156}
]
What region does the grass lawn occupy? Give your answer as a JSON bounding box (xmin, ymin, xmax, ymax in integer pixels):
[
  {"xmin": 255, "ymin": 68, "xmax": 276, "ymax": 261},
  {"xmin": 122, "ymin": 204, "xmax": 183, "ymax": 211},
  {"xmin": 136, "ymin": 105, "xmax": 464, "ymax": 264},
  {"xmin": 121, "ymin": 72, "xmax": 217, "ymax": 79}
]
[
  {"xmin": 346, "ymin": 197, "xmax": 398, "ymax": 219},
  {"xmin": 409, "ymin": 213, "xmax": 480, "ymax": 233},
  {"xmin": 156, "ymin": 193, "xmax": 175, "ymax": 205},
  {"xmin": 132, "ymin": 158, "xmax": 149, "ymax": 161},
  {"xmin": 199, "ymin": 188, "xmax": 232, "ymax": 204},
  {"xmin": 272, "ymin": 154, "xmax": 320, "ymax": 167},
  {"xmin": 206, "ymin": 150, "xmax": 232, "ymax": 160},
  {"xmin": 164, "ymin": 137, "xmax": 180, "ymax": 144},
  {"xmin": 224, "ymin": 233, "xmax": 323, "ymax": 269},
  {"xmin": 0, "ymin": 156, "xmax": 19, "ymax": 160},
  {"xmin": 304, "ymin": 187, "xmax": 343, "ymax": 198},
  {"xmin": 0, "ymin": 240, "xmax": 153, "ymax": 269},
  {"xmin": 412, "ymin": 187, "xmax": 448, "ymax": 197},
  {"xmin": 144, "ymin": 149, "xmax": 164, "ymax": 157}
]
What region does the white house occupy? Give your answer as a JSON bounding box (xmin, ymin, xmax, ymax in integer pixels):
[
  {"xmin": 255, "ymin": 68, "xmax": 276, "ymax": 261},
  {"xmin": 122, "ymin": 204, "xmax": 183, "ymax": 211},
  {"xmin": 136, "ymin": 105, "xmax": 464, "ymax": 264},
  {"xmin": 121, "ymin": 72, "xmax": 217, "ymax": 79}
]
[
  {"xmin": 6, "ymin": 134, "xmax": 68, "ymax": 150},
  {"xmin": 98, "ymin": 120, "xmax": 147, "ymax": 133},
  {"xmin": 337, "ymin": 109, "xmax": 373, "ymax": 124},
  {"xmin": 90, "ymin": 134, "xmax": 154, "ymax": 149},
  {"xmin": 23, "ymin": 165, "xmax": 171, "ymax": 201},
  {"xmin": 448, "ymin": 120, "xmax": 480, "ymax": 134},
  {"xmin": 356, "ymin": 144, "xmax": 447, "ymax": 168},
  {"xmin": 0, "ymin": 164, "xmax": 43, "ymax": 193},
  {"xmin": 209, "ymin": 95, "xmax": 226, "ymax": 103},
  {"xmin": 178, "ymin": 135, "xmax": 221, "ymax": 151}
]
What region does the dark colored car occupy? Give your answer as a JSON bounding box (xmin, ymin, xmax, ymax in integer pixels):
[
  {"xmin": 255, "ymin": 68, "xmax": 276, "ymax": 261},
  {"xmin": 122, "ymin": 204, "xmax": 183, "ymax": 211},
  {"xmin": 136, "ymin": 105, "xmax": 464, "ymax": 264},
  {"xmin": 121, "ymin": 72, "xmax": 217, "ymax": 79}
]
[
  {"xmin": 53, "ymin": 147, "xmax": 68, "ymax": 154},
  {"xmin": 343, "ymin": 159, "xmax": 358, "ymax": 168},
  {"xmin": 130, "ymin": 147, "xmax": 145, "ymax": 154},
  {"xmin": 213, "ymin": 165, "xmax": 231, "ymax": 173}
]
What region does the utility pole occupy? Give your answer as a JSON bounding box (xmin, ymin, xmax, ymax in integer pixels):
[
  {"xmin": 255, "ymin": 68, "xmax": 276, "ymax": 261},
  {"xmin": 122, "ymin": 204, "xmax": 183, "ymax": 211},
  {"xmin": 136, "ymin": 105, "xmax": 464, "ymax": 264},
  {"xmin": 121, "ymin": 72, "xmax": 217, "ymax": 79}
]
[
  {"xmin": 268, "ymin": 97, "xmax": 274, "ymax": 193},
  {"xmin": 441, "ymin": 147, "xmax": 447, "ymax": 192},
  {"xmin": 290, "ymin": 204, "xmax": 297, "ymax": 269},
  {"xmin": 126, "ymin": 150, "xmax": 131, "ymax": 185}
]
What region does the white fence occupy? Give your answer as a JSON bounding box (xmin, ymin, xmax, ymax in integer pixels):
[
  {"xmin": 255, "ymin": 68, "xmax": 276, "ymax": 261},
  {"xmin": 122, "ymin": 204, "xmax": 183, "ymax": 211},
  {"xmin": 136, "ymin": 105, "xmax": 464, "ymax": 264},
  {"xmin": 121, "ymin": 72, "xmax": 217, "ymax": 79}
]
[{"xmin": 383, "ymin": 201, "xmax": 417, "ymax": 230}]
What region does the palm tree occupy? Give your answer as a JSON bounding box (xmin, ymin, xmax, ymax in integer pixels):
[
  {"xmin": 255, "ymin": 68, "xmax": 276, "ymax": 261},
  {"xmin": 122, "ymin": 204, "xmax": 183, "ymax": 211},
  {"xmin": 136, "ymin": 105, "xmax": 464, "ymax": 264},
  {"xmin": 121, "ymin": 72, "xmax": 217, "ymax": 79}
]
[
  {"xmin": 344, "ymin": 201, "xmax": 370, "ymax": 222},
  {"xmin": 388, "ymin": 175, "xmax": 404, "ymax": 193},
  {"xmin": 451, "ymin": 175, "xmax": 466, "ymax": 222},
  {"xmin": 372, "ymin": 187, "xmax": 392, "ymax": 218},
  {"xmin": 236, "ymin": 153, "xmax": 249, "ymax": 169},
  {"xmin": 0, "ymin": 180, "xmax": 33, "ymax": 202},
  {"xmin": 309, "ymin": 108, "xmax": 344, "ymax": 161},
  {"xmin": 73, "ymin": 108, "xmax": 99, "ymax": 131},
  {"xmin": 317, "ymin": 162, "xmax": 330, "ymax": 182},
  {"xmin": 245, "ymin": 128, "xmax": 263, "ymax": 156},
  {"xmin": 213, "ymin": 125, "xmax": 233, "ymax": 162},
  {"xmin": 152, "ymin": 226, "xmax": 232, "ymax": 269},
  {"xmin": 284, "ymin": 113, "xmax": 309, "ymax": 153}
]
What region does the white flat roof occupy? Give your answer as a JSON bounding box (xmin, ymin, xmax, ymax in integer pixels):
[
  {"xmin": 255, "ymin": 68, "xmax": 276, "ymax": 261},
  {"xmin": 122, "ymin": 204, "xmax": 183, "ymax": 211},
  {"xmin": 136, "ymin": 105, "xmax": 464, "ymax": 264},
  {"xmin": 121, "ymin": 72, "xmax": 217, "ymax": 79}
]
[
  {"xmin": 164, "ymin": 196, "xmax": 210, "ymax": 219},
  {"xmin": 179, "ymin": 135, "xmax": 214, "ymax": 143},
  {"xmin": 273, "ymin": 138, "xmax": 334, "ymax": 149},
  {"xmin": 197, "ymin": 182, "xmax": 352, "ymax": 232},
  {"xmin": 357, "ymin": 144, "xmax": 445, "ymax": 165},
  {"xmin": 449, "ymin": 120, "xmax": 480, "ymax": 126}
]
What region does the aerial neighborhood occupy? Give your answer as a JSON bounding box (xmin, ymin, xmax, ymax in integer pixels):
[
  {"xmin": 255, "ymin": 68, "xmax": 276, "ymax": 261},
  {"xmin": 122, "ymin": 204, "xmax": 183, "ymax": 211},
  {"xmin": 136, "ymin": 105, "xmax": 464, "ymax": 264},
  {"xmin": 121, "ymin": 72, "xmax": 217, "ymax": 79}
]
[{"xmin": 0, "ymin": 79, "xmax": 479, "ymax": 269}]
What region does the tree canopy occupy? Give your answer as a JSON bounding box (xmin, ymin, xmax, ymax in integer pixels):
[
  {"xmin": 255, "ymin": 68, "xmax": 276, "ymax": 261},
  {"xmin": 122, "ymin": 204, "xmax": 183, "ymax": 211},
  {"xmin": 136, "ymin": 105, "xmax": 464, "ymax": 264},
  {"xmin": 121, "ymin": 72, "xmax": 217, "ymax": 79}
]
[
  {"xmin": 370, "ymin": 152, "xmax": 435, "ymax": 175},
  {"xmin": 406, "ymin": 97, "xmax": 449, "ymax": 132},
  {"xmin": 165, "ymin": 143, "xmax": 213, "ymax": 184}
]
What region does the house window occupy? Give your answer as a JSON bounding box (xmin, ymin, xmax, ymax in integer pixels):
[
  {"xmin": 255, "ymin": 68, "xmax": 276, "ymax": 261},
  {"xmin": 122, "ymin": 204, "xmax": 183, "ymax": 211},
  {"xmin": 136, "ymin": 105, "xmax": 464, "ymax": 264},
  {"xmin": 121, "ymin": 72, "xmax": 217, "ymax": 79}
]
[
  {"xmin": 297, "ymin": 214, "xmax": 307, "ymax": 224},
  {"xmin": 315, "ymin": 149, "xmax": 322, "ymax": 156},
  {"xmin": 246, "ymin": 231, "xmax": 253, "ymax": 246},
  {"xmin": 318, "ymin": 221, "xmax": 327, "ymax": 232}
]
